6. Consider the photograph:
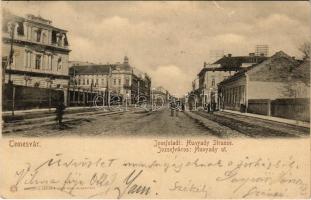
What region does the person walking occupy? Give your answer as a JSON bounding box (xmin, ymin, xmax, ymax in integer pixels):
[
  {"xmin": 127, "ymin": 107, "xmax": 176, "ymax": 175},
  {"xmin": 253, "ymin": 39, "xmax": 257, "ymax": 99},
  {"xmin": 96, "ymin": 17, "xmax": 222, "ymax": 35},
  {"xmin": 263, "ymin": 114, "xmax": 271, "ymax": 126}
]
[{"xmin": 56, "ymin": 99, "xmax": 66, "ymax": 127}]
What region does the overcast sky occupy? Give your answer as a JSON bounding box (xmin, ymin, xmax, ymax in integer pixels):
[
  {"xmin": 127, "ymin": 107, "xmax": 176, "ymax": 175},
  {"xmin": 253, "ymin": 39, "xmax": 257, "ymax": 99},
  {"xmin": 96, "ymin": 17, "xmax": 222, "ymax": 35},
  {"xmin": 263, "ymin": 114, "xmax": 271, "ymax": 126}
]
[{"xmin": 3, "ymin": 1, "xmax": 311, "ymax": 96}]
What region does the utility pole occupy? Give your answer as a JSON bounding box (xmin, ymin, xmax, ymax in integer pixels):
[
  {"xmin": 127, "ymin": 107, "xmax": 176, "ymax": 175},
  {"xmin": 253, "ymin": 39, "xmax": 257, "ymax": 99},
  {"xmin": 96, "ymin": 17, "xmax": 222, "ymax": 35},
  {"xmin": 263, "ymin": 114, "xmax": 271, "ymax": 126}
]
[
  {"xmin": 8, "ymin": 22, "xmax": 15, "ymax": 85},
  {"xmin": 107, "ymin": 66, "xmax": 111, "ymax": 108},
  {"xmin": 90, "ymin": 76, "xmax": 93, "ymax": 107},
  {"xmin": 137, "ymin": 80, "xmax": 140, "ymax": 105},
  {"xmin": 46, "ymin": 77, "xmax": 53, "ymax": 112},
  {"xmin": 73, "ymin": 68, "xmax": 76, "ymax": 106},
  {"xmin": 7, "ymin": 22, "xmax": 16, "ymax": 116}
]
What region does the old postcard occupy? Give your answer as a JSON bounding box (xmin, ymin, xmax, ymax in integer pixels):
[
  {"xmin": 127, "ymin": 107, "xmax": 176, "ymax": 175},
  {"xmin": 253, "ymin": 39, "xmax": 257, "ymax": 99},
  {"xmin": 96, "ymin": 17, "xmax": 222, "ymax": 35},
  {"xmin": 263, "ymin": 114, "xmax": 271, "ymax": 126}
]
[{"xmin": 0, "ymin": 1, "xmax": 310, "ymax": 199}]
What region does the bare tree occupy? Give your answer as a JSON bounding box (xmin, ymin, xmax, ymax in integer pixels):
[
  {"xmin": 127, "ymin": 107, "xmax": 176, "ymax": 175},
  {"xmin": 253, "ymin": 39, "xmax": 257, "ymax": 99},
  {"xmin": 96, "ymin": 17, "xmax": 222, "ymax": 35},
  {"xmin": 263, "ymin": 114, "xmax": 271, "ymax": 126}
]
[{"xmin": 299, "ymin": 41, "xmax": 310, "ymax": 59}]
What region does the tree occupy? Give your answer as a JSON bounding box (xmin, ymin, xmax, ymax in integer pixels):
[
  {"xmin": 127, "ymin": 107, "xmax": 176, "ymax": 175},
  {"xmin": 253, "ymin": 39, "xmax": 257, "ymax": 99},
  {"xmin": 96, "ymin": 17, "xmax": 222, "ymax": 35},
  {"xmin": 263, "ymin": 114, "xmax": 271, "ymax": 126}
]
[{"xmin": 299, "ymin": 41, "xmax": 310, "ymax": 59}]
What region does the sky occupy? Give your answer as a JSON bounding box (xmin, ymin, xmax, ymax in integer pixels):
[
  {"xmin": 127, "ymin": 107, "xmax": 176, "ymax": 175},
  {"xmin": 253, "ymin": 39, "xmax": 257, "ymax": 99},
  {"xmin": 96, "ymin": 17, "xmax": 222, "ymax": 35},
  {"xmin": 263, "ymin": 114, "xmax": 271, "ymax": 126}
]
[{"xmin": 3, "ymin": 1, "xmax": 311, "ymax": 96}]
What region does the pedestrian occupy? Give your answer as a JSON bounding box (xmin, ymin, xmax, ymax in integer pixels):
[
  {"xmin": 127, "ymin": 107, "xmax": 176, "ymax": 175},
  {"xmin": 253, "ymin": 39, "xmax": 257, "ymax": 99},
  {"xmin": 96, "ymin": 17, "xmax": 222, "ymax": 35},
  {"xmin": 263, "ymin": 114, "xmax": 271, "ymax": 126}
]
[
  {"xmin": 212, "ymin": 102, "xmax": 216, "ymax": 112},
  {"xmin": 170, "ymin": 101, "xmax": 176, "ymax": 117},
  {"xmin": 56, "ymin": 99, "xmax": 66, "ymax": 127}
]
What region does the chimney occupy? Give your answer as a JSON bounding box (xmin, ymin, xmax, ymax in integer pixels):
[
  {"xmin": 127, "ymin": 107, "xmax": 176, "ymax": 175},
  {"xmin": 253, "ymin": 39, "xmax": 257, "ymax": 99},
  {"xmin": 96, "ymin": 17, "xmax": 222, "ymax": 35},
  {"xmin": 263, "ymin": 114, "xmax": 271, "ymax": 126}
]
[{"xmin": 228, "ymin": 54, "xmax": 232, "ymax": 57}]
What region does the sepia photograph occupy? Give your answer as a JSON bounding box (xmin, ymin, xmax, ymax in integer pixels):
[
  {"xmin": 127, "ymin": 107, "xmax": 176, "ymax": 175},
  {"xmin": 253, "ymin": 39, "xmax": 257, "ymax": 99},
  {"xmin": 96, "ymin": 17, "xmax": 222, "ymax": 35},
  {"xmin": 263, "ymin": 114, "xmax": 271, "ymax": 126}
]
[
  {"xmin": 1, "ymin": 1, "xmax": 310, "ymax": 138},
  {"xmin": 0, "ymin": 1, "xmax": 310, "ymax": 199}
]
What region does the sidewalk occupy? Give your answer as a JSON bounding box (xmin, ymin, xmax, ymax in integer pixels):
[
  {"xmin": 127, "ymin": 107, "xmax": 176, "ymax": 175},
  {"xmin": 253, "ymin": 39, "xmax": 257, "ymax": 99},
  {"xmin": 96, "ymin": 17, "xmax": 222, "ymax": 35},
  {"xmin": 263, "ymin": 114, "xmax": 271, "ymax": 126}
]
[
  {"xmin": 222, "ymin": 109, "xmax": 310, "ymax": 128},
  {"xmin": 2, "ymin": 106, "xmax": 92, "ymax": 117}
]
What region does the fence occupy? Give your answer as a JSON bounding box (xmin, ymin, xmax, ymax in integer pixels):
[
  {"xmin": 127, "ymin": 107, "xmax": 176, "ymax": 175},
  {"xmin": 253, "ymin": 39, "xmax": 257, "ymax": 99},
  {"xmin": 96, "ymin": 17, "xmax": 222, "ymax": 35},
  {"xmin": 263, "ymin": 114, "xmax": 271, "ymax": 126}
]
[
  {"xmin": 248, "ymin": 99, "xmax": 270, "ymax": 115},
  {"xmin": 3, "ymin": 84, "xmax": 64, "ymax": 111},
  {"xmin": 271, "ymin": 98, "xmax": 309, "ymax": 122},
  {"xmin": 247, "ymin": 98, "xmax": 309, "ymax": 122}
]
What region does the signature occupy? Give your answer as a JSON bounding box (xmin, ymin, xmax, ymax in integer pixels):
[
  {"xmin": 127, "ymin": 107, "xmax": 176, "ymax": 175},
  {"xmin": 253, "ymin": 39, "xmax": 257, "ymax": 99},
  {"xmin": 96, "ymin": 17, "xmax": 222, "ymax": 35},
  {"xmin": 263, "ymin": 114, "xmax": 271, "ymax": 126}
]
[
  {"xmin": 13, "ymin": 158, "xmax": 153, "ymax": 198},
  {"xmin": 169, "ymin": 180, "xmax": 208, "ymax": 198}
]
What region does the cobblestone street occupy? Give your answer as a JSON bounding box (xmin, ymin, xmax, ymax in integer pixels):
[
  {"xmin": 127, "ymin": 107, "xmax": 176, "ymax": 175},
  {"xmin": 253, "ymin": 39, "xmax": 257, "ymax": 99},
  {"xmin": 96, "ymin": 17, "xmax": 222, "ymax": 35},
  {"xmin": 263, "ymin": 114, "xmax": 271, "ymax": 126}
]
[{"xmin": 3, "ymin": 108, "xmax": 309, "ymax": 138}]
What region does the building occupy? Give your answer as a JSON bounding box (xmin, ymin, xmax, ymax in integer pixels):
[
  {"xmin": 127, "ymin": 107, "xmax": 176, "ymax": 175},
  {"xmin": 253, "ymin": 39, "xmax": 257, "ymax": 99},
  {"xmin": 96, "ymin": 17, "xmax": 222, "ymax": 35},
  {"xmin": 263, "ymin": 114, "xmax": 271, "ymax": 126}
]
[
  {"xmin": 2, "ymin": 10, "xmax": 71, "ymax": 109},
  {"xmin": 151, "ymin": 86, "xmax": 170, "ymax": 107},
  {"xmin": 196, "ymin": 53, "xmax": 267, "ymax": 110},
  {"xmin": 218, "ymin": 51, "xmax": 309, "ymax": 121},
  {"xmin": 131, "ymin": 66, "xmax": 151, "ymax": 104},
  {"xmin": 255, "ymin": 44, "xmax": 269, "ymax": 57},
  {"xmin": 69, "ymin": 56, "xmax": 151, "ymax": 106}
]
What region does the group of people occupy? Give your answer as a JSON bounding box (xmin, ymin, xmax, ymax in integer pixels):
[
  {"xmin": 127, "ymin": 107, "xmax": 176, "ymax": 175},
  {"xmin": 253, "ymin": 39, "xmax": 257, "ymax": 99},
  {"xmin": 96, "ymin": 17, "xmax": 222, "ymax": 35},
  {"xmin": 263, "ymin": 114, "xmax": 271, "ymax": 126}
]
[{"xmin": 169, "ymin": 101, "xmax": 185, "ymax": 117}]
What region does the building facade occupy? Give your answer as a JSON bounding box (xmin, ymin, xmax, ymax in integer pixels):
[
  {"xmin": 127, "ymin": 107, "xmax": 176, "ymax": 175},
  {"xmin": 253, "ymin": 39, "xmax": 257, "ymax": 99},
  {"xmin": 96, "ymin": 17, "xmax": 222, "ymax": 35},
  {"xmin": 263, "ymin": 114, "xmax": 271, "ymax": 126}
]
[
  {"xmin": 196, "ymin": 54, "xmax": 267, "ymax": 110},
  {"xmin": 151, "ymin": 86, "xmax": 170, "ymax": 107},
  {"xmin": 69, "ymin": 57, "xmax": 151, "ymax": 105},
  {"xmin": 218, "ymin": 51, "xmax": 309, "ymax": 121},
  {"xmin": 2, "ymin": 11, "xmax": 71, "ymax": 107}
]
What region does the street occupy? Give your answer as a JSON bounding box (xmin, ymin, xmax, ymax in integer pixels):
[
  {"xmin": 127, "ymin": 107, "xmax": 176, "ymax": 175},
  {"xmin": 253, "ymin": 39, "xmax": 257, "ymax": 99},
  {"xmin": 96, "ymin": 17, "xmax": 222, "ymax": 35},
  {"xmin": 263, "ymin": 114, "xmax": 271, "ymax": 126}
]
[{"xmin": 3, "ymin": 108, "xmax": 309, "ymax": 138}]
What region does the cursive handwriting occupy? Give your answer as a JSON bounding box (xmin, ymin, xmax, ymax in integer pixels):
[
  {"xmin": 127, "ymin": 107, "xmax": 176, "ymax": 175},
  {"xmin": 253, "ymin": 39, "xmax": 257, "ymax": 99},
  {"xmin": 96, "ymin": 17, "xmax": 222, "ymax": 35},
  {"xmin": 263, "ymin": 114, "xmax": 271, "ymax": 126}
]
[{"xmin": 169, "ymin": 180, "xmax": 208, "ymax": 198}]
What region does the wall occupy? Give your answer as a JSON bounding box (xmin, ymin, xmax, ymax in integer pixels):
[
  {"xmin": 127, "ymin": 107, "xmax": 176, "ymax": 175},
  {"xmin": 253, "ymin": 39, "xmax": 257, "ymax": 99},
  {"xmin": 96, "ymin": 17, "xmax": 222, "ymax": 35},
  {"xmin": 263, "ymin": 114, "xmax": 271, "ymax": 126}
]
[
  {"xmin": 3, "ymin": 84, "xmax": 64, "ymax": 111},
  {"xmin": 4, "ymin": 74, "xmax": 68, "ymax": 88},
  {"xmin": 219, "ymin": 76, "xmax": 246, "ymax": 111},
  {"xmin": 247, "ymin": 81, "xmax": 289, "ymax": 100}
]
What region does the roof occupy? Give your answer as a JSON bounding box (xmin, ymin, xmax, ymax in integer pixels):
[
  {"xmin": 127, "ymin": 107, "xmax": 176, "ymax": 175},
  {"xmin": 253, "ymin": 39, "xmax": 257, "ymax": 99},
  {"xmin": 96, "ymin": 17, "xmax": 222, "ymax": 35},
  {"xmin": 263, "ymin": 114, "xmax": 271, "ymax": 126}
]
[
  {"xmin": 2, "ymin": 9, "xmax": 67, "ymax": 32},
  {"xmin": 70, "ymin": 64, "xmax": 115, "ymax": 75},
  {"xmin": 198, "ymin": 55, "xmax": 268, "ymax": 76},
  {"xmin": 214, "ymin": 55, "xmax": 267, "ymax": 68},
  {"xmin": 70, "ymin": 62, "xmax": 133, "ymax": 75},
  {"xmin": 292, "ymin": 59, "xmax": 310, "ymax": 83},
  {"xmin": 218, "ymin": 51, "xmax": 300, "ymax": 86}
]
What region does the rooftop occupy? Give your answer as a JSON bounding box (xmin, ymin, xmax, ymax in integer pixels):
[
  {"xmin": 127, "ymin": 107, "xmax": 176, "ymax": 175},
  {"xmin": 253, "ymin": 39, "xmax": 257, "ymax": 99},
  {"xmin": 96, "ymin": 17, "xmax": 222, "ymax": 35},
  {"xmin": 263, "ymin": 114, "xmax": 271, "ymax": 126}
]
[
  {"xmin": 198, "ymin": 54, "xmax": 268, "ymax": 76},
  {"xmin": 218, "ymin": 51, "xmax": 301, "ymax": 85},
  {"xmin": 2, "ymin": 9, "xmax": 67, "ymax": 32}
]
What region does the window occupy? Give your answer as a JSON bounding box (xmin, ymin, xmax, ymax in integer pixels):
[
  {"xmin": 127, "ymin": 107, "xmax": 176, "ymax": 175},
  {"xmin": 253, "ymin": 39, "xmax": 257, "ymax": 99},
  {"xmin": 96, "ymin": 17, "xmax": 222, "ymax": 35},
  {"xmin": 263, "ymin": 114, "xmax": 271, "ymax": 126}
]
[
  {"xmin": 125, "ymin": 78, "xmax": 130, "ymax": 86},
  {"xmin": 113, "ymin": 78, "xmax": 116, "ymax": 85},
  {"xmin": 83, "ymin": 79, "xmax": 85, "ymax": 85},
  {"xmin": 35, "ymin": 55, "xmax": 41, "ymax": 69},
  {"xmin": 118, "ymin": 78, "xmax": 121, "ymax": 85},
  {"xmin": 102, "ymin": 78, "xmax": 105, "ymax": 85},
  {"xmin": 24, "ymin": 51, "xmax": 31, "ymax": 68},
  {"xmin": 57, "ymin": 57, "xmax": 62, "ymax": 70},
  {"xmin": 36, "ymin": 29, "xmax": 41, "ymax": 42},
  {"xmin": 87, "ymin": 79, "xmax": 89, "ymax": 85},
  {"xmin": 42, "ymin": 32, "xmax": 46, "ymax": 44},
  {"xmin": 78, "ymin": 79, "xmax": 81, "ymax": 85},
  {"xmin": 212, "ymin": 78, "xmax": 215, "ymax": 87},
  {"xmin": 52, "ymin": 31, "xmax": 57, "ymax": 44}
]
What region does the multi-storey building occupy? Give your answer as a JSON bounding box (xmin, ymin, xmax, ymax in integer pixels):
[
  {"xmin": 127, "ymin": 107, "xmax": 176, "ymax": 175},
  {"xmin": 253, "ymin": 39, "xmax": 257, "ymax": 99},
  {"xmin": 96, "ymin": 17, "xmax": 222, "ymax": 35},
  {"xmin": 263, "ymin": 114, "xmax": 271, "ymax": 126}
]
[
  {"xmin": 2, "ymin": 11, "xmax": 71, "ymax": 106},
  {"xmin": 195, "ymin": 53, "xmax": 267, "ymax": 110},
  {"xmin": 218, "ymin": 51, "xmax": 309, "ymax": 121},
  {"xmin": 2, "ymin": 10, "xmax": 70, "ymax": 111},
  {"xmin": 69, "ymin": 57, "xmax": 151, "ymax": 105},
  {"xmin": 151, "ymin": 86, "xmax": 170, "ymax": 106}
]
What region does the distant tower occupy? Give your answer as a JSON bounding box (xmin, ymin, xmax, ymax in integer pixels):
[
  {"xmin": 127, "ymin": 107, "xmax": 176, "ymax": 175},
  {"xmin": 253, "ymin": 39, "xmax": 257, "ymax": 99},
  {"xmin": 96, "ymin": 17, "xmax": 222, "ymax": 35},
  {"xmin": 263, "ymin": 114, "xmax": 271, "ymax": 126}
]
[
  {"xmin": 124, "ymin": 56, "xmax": 129, "ymax": 64},
  {"xmin": 255, "ymin": 45, "xmax": 269, "ymax": 57}
]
